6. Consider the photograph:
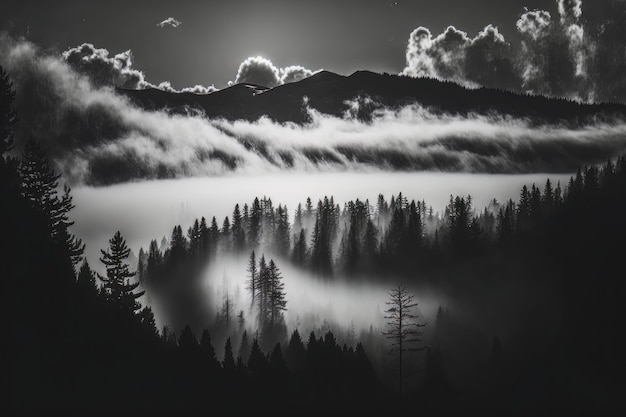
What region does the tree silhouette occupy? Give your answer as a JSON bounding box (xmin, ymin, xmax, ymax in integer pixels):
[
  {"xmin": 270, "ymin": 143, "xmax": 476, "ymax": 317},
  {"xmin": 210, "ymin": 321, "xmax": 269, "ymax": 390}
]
[
  {"xmin": 77, "ymin": 259, "xmax": 99, "ymax": 297},
  {"xmin": 267, "ymin": 259, "xmax": 287, "ymax": 327},
  {"xmin": 382, "ymin": 283, "xmax": 426, "ymax": 395},
  {"xmin": 19, "ymin": 141, "xmax": 84, "ymax": 266},
  {"xmin": 98, "ymin": 231, "xmax": 144, "ymax": 312},
  {"xmin": 246, "ymin": 250, "xmax": 258, "ymax": 306},
  {"xmin": 223, "ymin": 337, "xmax": 236, "ymax": 373},
  {"xmin": 0, "ymin": 66, "xmax": 16, "ymax": 156}
]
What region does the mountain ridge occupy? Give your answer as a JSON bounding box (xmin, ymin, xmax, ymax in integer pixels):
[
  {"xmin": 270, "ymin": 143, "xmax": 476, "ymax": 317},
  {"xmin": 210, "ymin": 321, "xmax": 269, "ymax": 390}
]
[{"xmin": 119, "ymin": 70, "xmax": 626, "ymax": 124}]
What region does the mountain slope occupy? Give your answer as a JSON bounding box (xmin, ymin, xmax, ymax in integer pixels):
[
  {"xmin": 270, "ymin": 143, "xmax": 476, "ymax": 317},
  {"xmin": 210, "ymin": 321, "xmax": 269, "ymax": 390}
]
[{"xmin": 119, "ymin": 71, "xmax": 626, "ymax": 124}]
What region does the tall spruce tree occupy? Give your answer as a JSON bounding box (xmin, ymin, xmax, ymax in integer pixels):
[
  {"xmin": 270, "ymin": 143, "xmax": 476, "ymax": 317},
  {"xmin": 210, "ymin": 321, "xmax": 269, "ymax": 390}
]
[
  {"xmin": 19, "ymin": 141, "xmax": 84, "ymax": 266},
  {"xmin": 98, "ymin": 231, "xmax": 144, "ymax": 312},
  {"xmin": 246, "ymin": 250, "xmax": 258, "ymax": 306},
  {"xmin": 267, "ymin": 259, "xmax": 287, "ymax": 327}
]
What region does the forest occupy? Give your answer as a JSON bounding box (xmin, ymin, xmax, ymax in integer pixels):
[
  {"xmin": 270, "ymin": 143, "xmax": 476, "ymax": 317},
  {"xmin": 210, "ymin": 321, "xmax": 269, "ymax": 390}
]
[{"xmin": 3, "ymin": 63, "xmax": 626, "ymax": 416}]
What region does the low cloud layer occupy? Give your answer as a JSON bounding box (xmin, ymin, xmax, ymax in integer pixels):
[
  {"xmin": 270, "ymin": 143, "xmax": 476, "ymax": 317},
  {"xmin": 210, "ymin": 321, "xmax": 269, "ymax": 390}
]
[
  {"xmin": 402, "ymin": 0, "xmax": 626, "ymax": 104},
  {"xmin": 2, "ymin": 37, "xmax": 626, "ymax": 187},
  {"xmin": 157, "ymin": 17, "xmax": 182, "ymax": 28}
]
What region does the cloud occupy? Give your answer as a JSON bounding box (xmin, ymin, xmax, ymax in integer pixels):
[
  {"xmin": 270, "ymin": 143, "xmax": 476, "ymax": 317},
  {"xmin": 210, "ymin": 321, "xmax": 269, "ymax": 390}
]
[
  {"xmin": 517, "ymin": 10, "xmax": 552, "ymax": 40},
  {"xmin": 180, "ymin": 84, "xmax": 219, "ymax": 94},
  {"xmin": 3, "ymin": 36, "xmax": 626, "ymax": 187},
  {"xmin": 157, "ymin": 17, "xmax": 182, "ymax": 28},
  {"xmin": 231, "ymin": 56, "xmax": 319, "ymax": 87},
  {"xmin": 464, "ymin": 25, "xmax": 519, "ymax": 91},
  {"xmin": 401, "ymin": 27, "xmax": 436, "ymax": 78},
  {"xmin": 280, "ymin": 65, "xmax": 316, "ymax": 84},
  {"xmin": 62, "ymin": 42, "xmax": 218, "ymax": 94},
  {"xmin": 62, "ymin": 43, "xmax": 148, "ymax": 89},
  {"xmin": 149, "ymin": 81, "xmax": 217, "ymax": 94},
  {"xmin": 402, "ymin": 24, "xmax": 517, "ymax": 90},
  {"xmin": 558, "ymin": 0, "xmax": 583, "ymax": 25},
  {"xmin": 233, "ymin": 56, "xmax": 281, "ymax": 87},
  {"xmin": 401, "ymin": 0, "xmax": 626, "ymax": 104}
]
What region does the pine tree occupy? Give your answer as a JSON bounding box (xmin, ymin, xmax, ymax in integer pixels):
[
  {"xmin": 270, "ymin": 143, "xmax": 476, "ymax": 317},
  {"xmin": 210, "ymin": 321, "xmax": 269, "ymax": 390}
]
[
  {"xmin": 231, "ymin": 204, "xmax": 246, "ymax": 253},
  {"xmin": 178, "ymin": 325, "xmax": 199, "ymax": 352},
  {"xmin": 257, "ymin": 255, "xmax": 269, "ymax": 326},
  {"xmin": 169, "ymin": 224, "xmax": 187, "ymax": 262},
  {"xmin": 293, "ymin": 203, "xmax": 303, "ymax": 232},
  {"xmin": 291, "ymin": 228, "xmax": 308, "ymax": 266},
  {"xmin": 146, "ymin": 239, "xmax": 162, "ymax": 283},
  {"xmin": 200, "ymin": 329, "xmax": 220, "ymax": 371},
  {"xmin": 285, "ymin": 329, "xmax": 306, "ymax": 373},
  {"xmin": 187, "ymin": 218, "xmax": 201, "ymax": 255},
  {"xmin": 249, "ymin": 198, "xmax": 262, "ymax": 248},
  {"xmin": 209, "ymin": 216, "xmax": 220, "ymax": 255},
  {"xmin": 98, "ymin": 231, "xmax": 144, "ymax": 312},
  {"xmin": 274, "ymin": 204, "xmax": 291, "ymax": 256},
  {"xmin": 19, "ymin": 141, "xmax": 84, "ymax": 265},
  {"xmin": 76, "ymin": 259, "xmax": 98, "ymax": 296},
  {"xmin": 267, "ymin": 259, "xmax": 287, "ymax": 327},
  {"xmin": 137, "ymin": 306, "xmax": 159, "ymax": 339},
  {"xmin": 219, "ymin": 290, "xmax": 233, "ymax": 327},
  {"xmin": 199, "ymin": 216, "xmax": 209, "ymax": 253},
  {"xmin": 269, "ymin": 343, "xmax": 289, "ymax": 380},
  {"xmin": 0, "ymin": 66, "xmax": 16, "ymax": 156},
  {"xmin": 221, "ymin": 216, "xmax": 231, "ymax": 251},
  {"xmin": 238, "ymin": 330, "xmax": 251, "ymax": 361},
  {"xmin": 382, "ymin": 283, "xmax": 426, "ymax": 395},
  {"xmin": 246, "ymin": 250, "xmax": 258, "ymax": 306},
  {"xmin": 223, "ymin": 337, "xmax": 236, "ymax": 373},
  {"xmin": 247, "ymin": 338, "xmax": 268, "ymax": 376}
]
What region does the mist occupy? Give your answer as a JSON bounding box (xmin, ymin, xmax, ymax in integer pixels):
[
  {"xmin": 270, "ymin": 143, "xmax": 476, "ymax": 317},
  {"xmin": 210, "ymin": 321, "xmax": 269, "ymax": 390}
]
[
  {"xmin": 2, "ymin": 36, "xmax": 625, "ymax": 187},
  {"xmin": 71, "ymin": 171, "xmax": 573, "ymax": 272}
]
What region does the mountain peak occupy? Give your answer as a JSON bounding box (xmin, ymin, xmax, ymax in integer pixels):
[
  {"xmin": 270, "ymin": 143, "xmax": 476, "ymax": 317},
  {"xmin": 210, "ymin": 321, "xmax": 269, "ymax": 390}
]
[{"xmin": 301, "ymin": 70, "xmax": 346, "ymax": 83}]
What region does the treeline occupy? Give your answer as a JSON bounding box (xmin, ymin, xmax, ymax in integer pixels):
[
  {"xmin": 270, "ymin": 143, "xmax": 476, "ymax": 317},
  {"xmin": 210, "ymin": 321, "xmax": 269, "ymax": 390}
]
[{"xmin": 140, "ymin": 158, "xmax": 626, "ymax": 281}]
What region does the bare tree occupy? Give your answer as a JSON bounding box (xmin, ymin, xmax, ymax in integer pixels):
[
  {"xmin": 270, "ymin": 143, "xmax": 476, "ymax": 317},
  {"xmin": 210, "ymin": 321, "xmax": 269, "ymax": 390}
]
[{"xmin": 382, "ymin": 283, "xmax": 426, "ymax": 395}]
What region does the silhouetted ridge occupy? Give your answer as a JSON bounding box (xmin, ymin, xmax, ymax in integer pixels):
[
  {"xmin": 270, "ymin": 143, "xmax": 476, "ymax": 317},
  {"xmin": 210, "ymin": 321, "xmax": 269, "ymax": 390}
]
[{"xmin": 120, "ymin": 71, "xmax": 626, "ymax": 124}]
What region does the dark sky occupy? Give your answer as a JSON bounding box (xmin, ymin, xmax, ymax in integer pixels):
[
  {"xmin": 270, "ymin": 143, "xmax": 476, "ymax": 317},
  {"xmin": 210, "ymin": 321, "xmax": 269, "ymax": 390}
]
[{"xmin": 1, "ymin": 0, "xmax": 564, "ymax": 89}]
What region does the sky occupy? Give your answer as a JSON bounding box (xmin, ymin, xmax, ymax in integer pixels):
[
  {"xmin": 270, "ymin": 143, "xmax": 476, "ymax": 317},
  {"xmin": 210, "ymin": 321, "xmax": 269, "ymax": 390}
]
[{"xmin": 1, "ymin": 0, "xmax": 574, "ymax": 89}]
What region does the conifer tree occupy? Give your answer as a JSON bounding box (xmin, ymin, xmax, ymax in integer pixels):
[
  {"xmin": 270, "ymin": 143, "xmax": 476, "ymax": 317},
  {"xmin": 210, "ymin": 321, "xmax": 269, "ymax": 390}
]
[
  {"xmin": 293, "ymin": 203, "xmax": 303, "ymax": 232},
  {"xmin": 146, "ymin": 239, "xmax": 162, "ymax": 282},
  {"xmin": 77, "ymin": 259, "xmax": 98, "ymax": 296},
  {"xmin": 19, "ymin": 141, "xmax": 84, "ymax": 265},
  {"xmin": 382, "ymin": 283, "xmax": 426, "ymax": 395},
  {"xmin": 238, "ymin": 330, "xmax": 251, "ymax": 361},
  {"xmin": 246, "ymin": 250, "xmax": 258, "ymax": 305},
  {"xmin": 247, "ymin": 338, "xmax": 268, "ymax": 376},
  {"xmin": 274, "ymin": 204, "xmax": 291, "ymax": 256},
  {"xmin": 98, "ymin": 231, "xmax": 144, "ymax": 312},
  {"xmin": 200, "ymin": 329, "xmax": 220, "ymax": 371},
  {"xmin": 209, "ymin": 216, "xmax": 220, "ymax": 255},
  {"xmin": 257, "ymin": 255, "xmax": 269, "ymax": 326},
  {"xmin": 291, "ymin": 228, "xmax": 308, "ymax": 266},
  {"xmin": 0, "ymin": 66, "xmax": 16, "ymax": 156},
  {"xmin": 267, "ymin": 259, "xmax": 287, "ymax": 327},
  {"xmin": 219, "ymin": 290, "xmax": 233, "ymax": 327},
  {"xmin": 249, "ymin": 198, "xmax": 262, "ymax": 248},
  {"xmin": 223, "ymin": 337, "xmax": 236, "ymax": 373},
  {"xmin": 231, "ymin": 204, "xmax": 246, "ymax": 253}
]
